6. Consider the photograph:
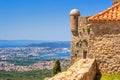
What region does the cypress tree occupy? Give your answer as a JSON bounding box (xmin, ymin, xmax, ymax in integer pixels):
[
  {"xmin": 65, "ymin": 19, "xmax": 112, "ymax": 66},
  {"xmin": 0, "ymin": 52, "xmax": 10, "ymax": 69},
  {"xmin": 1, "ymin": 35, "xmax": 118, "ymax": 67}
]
[{"xmin": 52, "ymin": 59, "xmax": 61, "ymax": 76}]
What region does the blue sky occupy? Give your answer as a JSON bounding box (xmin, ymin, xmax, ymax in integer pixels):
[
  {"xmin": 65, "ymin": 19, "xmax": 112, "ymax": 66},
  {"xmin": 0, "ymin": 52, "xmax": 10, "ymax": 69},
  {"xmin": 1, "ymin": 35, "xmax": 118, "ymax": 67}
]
[{"xmin": 0, "ymin": 0, "xmax": 112, "ymax": 41}]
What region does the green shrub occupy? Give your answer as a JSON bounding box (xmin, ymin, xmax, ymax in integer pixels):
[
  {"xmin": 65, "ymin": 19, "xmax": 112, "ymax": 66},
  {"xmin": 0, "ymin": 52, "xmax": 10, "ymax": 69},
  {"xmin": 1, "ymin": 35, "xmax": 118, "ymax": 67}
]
[
  {"xmin": 86, "ymin": 25, "xmax": 91, "ymax": 34},
  {"xmin": 52, "ymin": 60, "xmax": 61, "ymax": 76}
]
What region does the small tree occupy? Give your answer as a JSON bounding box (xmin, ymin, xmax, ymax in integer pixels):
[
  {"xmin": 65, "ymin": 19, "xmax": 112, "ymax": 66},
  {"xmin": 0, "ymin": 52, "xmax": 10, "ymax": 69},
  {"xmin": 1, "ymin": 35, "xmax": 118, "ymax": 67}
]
[{"xmin": 52, "ymin": 60, "xmax": 61, "ymax": 76}]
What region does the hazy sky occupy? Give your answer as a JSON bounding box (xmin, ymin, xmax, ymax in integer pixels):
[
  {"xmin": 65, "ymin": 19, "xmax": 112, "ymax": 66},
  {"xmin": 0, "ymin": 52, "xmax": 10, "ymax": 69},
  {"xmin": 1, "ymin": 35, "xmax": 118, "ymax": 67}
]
[{"xmin": 0, "ymin": 0, "xmax": 112, "ymax": 41}]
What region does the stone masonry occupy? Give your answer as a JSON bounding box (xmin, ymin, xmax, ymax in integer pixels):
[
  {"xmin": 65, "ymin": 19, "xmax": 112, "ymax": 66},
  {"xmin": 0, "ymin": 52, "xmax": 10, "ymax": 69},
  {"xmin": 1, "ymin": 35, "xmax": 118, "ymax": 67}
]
[
  {"xmin": 70, "ymin": 0, "xmax": 120, "ymax": 75},
  {"xmin": 48, "ymin": 59, "xmax": 96, "ymax": 80},
  {"xmin": 70, "ymin": 16, "xmax": 90, "ymax": 64},
  {"xmin": 88, "ymin": 23, "xmax": 120, "ymax": 74}
]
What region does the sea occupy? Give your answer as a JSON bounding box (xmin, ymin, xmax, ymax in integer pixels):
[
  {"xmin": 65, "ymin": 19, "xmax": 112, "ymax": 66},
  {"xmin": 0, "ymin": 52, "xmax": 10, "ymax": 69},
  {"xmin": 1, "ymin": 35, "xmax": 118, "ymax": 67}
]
[
  {"xmin": 0, "ymin": 40, "xmax": 70, "ymax": 59},
  {"xmin": 30, "ymin": 52, "xmax": 70, "ymax": 59}
]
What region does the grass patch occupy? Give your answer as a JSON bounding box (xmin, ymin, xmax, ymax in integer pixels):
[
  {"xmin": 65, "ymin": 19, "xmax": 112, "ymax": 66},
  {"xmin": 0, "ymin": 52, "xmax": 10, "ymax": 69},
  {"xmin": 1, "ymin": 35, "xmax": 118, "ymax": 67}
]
[{"xmin": 100, "ymin": 74, "xmax": 120, "ymax": 80}]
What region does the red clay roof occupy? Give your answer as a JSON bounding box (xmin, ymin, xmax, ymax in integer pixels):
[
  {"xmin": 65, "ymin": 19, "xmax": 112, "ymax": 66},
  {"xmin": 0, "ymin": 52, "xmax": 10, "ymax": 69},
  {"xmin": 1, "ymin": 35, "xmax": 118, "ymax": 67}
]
[{"xmin": 88, "ymin": 2, "xmax": 120, "ymax": 22}]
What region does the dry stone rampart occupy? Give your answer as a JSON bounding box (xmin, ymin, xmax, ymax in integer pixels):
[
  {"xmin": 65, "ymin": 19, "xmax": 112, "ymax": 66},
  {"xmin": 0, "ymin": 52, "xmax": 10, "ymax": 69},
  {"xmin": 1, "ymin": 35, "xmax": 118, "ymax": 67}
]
[{"xmin": 48, "ymin": 59, "xmax": 96, "ymax": 80}]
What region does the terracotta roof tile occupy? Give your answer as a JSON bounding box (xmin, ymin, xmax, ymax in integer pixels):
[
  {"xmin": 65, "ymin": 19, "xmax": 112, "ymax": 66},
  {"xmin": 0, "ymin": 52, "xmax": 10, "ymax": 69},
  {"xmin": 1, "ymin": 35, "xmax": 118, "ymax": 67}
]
[{"xmin": 88, "ymin": 2, "xmax": 120, "ymax": 22}]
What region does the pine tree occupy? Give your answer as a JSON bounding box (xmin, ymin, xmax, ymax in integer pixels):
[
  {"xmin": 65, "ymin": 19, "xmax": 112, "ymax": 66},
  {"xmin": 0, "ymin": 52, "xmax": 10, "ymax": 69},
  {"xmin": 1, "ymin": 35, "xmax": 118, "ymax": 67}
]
[{"xmin": 52, "ymin": 59, "xmax": 61, "ymax": 76}]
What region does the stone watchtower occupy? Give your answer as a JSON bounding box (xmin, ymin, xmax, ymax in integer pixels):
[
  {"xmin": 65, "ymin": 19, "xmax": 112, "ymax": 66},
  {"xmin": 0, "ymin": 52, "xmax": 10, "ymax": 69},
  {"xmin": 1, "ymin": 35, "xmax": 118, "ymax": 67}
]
[
  {"xmin": 70, "ymin": 9, "xmax": 80, "ymax": 36},
  {"xmin": 70, "ymin": 9, "xmax": 89, "ymax": 64}
]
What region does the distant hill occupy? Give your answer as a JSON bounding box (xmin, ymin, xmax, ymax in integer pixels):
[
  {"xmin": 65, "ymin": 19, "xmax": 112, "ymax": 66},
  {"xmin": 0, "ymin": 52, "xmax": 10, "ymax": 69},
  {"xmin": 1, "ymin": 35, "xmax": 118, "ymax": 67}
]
[
  {"xmin": 0, "ymin": 40, "xmax": 70, "ymax": 48},
  {"xmin": 0, "ymin": 40, "xmax": 44, "ymax": 48},
  {"xmin": 27, "ymin": 41, "xmax": 71, "ymax": 48}
]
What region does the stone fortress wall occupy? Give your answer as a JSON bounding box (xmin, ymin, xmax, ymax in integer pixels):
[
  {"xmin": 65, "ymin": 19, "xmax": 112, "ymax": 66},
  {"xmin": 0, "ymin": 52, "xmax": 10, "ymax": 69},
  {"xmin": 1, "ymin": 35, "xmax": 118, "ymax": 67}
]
[
  {"xmin": 88, "ymin": 22, "xmax": 120, "ymax": 74},
  {"xmin": 70, "ymin": 0, "xmax": 120, "ymax": 74},
  {"xmin": 48, "ymin": 59, "xmax": 96, "ymax": 80}
]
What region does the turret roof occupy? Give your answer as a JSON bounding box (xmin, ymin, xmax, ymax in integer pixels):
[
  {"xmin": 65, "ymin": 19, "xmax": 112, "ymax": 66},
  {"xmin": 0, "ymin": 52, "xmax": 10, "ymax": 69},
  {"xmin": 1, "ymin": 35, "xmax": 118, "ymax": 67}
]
[{"xmin": 70, "ymin": 9, "xmax": 80, "ymax": 16}]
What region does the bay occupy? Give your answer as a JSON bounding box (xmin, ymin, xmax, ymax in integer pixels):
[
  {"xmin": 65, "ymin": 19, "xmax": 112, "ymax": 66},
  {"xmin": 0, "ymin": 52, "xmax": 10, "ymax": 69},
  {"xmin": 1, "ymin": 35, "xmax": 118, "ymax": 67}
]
[{"xmin": 30, "ymin": 52, "xmax": 70, "ymax": 59}]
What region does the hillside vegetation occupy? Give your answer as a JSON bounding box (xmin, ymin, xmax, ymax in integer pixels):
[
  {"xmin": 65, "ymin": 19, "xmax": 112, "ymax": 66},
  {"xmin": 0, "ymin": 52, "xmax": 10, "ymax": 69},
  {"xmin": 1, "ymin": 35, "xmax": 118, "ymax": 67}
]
[
  {"xmin": 0, "ymin": 70, "xmax": 52, "ymax": 80},
  {"xmin": 0, "ymin": 70, "xmax": 120, "ymax": 80}
]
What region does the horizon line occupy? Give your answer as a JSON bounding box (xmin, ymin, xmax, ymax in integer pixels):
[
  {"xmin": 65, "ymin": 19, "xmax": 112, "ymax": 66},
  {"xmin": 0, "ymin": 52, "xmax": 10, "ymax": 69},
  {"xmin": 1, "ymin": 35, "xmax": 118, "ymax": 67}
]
[{"xmin": 0, "ymin": 40, "xmax": 71, "ymax": 41}]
